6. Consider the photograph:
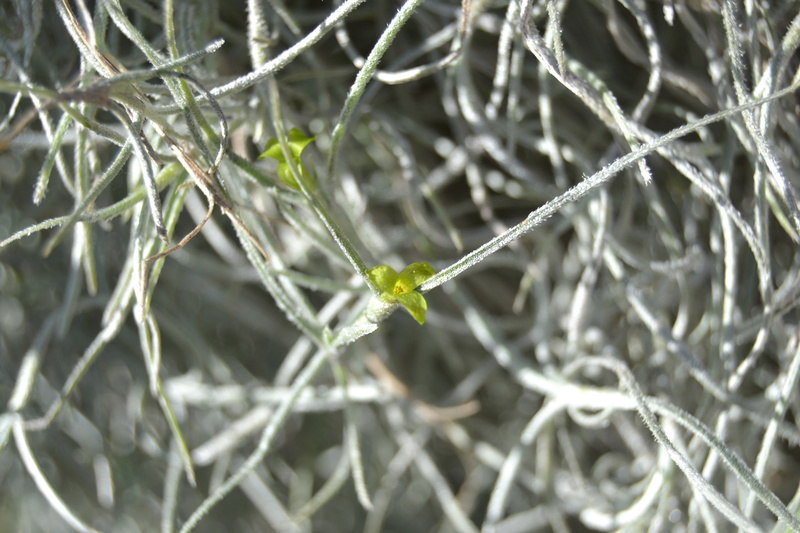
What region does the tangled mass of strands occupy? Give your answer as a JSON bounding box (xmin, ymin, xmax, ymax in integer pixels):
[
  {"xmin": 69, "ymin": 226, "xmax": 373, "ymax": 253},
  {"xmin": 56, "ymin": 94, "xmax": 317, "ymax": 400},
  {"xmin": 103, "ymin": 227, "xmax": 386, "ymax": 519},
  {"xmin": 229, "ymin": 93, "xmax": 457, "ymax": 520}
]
[{"xmin": 2, "ymin": 1, "xmax": 800, "ymax": 532}]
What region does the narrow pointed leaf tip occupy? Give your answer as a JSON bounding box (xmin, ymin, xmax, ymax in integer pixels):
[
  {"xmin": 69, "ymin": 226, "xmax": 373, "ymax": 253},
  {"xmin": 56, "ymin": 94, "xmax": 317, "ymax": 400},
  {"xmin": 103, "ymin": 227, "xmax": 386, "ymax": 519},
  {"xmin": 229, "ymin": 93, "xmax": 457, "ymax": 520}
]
[
  {"xmin": 258, "ymin": 128, "xmax": 315, "ymax": 190},
  {"xmin": 366, "ymin": 262, "xmax": 435, "ymax": 324}
]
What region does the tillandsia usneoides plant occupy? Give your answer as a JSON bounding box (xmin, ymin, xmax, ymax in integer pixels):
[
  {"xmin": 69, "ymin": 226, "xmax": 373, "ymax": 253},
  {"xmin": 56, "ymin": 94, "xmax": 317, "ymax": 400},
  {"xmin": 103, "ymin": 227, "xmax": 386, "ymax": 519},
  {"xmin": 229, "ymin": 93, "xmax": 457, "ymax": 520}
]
[{"xmin": 1, "ymin": 0, "xmax": 800, "ymax": 532}]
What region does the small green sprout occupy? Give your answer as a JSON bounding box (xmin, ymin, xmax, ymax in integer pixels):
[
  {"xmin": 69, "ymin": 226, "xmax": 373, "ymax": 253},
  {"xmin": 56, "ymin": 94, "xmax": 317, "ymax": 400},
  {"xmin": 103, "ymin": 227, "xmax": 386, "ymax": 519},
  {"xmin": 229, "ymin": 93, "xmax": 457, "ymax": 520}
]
[
  {"xmin": 258, "ymin": 128, "xmax": 315, "ymax": 191},
  {"xmin": 366, "ymin": 262, "xmax": 435, "ymax": 325}
]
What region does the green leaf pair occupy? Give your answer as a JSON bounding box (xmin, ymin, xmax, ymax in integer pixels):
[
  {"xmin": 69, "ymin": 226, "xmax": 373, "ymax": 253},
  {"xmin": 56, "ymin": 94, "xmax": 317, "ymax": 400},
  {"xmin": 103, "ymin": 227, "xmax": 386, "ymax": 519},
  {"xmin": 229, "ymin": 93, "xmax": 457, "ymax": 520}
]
[
  {"xmin": 258, "ymin": 128, "xmax": 315, "ymax": 191},
  {"xmin": 366, "ymin": 262, "xmax": 435, "ymax": 325}
]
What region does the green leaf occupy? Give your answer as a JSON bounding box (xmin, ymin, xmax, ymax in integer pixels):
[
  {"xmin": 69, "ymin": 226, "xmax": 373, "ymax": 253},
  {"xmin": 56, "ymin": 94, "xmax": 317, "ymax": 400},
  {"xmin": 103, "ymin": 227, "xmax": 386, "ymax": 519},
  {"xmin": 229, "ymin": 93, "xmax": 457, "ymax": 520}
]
[
  {"xmin": 258, "ymin": 137, "xmax": 284, "ymax": 163},
  {"xmin": 258, "ymin": 128, "xmax": 315, "ymax": 163},
  {"xmin": 366, "ymin": 264, "xmax": 400, "ymax": 294},
  {"xmin": 366, "ymin": 262, "xmax": 435, "ymax": 324},
  {"xmin": 286, "ymin": 128, "xmax": 316, "ymax": 155},
  {"xmin": 277, "ymin": 163, "xmax": 305, "ymax": 190},
  {"xmin": 396, "ymin": 292, "xmax": 428, "ymax": 325},
  {"xmin": 258, "ymin": 128, "xmax": 316, "ymax": 190},
  {"xmin": 396, "ymin": 262, "xmax": 435, "ymax": 294}
]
